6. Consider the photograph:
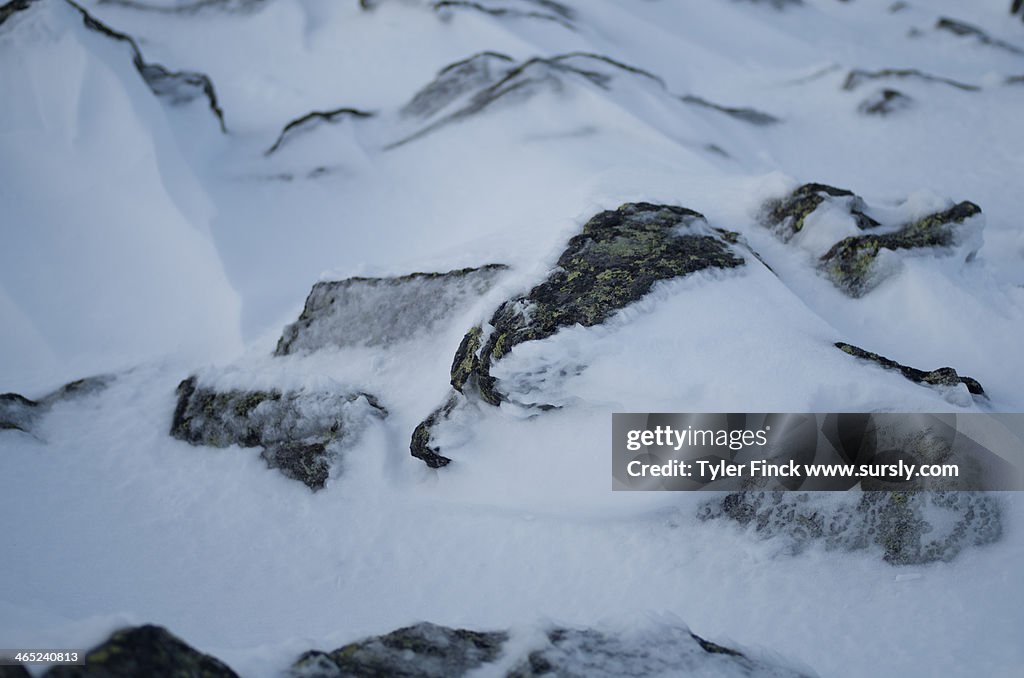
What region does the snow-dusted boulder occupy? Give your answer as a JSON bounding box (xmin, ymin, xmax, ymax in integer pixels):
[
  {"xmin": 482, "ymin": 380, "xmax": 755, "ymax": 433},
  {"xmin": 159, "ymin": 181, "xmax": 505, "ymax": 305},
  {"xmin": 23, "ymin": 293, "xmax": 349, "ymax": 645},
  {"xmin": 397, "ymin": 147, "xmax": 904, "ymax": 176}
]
[
  {"xmin": 170, "ymin": 376, "xmax": 386, "ymax": 490},
  {"xmin": 699, "ymin": 491, "xmax": 1002, "ymax": 565},
  {"xmin": 275, "ymin": 265, "xmax": 508, "ymax": 355},
  {"xmin": 0, "ymin": 376, "xmax": 112, "ymax": 435}
]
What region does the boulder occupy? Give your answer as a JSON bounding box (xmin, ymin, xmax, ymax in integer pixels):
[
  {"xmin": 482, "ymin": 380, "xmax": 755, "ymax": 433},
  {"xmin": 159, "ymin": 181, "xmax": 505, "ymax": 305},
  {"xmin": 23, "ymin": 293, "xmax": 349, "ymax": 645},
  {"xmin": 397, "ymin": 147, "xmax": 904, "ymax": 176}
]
[
  {"xmin": 170, "ymin": 376, "xmax": 387, "ymax": 490},
  {"xmin": 275, "ymin": 265, "xmax": 508, "ymax": 355},
  {"xmin": 761, "ymin": 183, "xmax": 878, "ymax": 241},
  {"xmin": 857, "ymin": 88, "xmax": 913, "ymax": 115}
]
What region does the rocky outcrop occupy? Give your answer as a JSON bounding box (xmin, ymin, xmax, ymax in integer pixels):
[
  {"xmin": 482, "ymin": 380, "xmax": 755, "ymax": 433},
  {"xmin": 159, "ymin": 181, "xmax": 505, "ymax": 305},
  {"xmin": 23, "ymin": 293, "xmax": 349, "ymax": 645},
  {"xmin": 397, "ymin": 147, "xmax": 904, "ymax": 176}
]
[
  {"xmin": 275, "ymin": 265, "xmax": 508, "ymax": 355},
  {"xmin": 843, "ymin": 68, "xmax": 979, "ymax": 92},
  {"xmin": 762, "ymin": 184, "xmax": 983, "ymax": 297},
  {"xmin": 67, "ymin": 1, "xmax": 227, "ymax": 130},
  {"xmin": 835, "ymin": 342, "xmax": 985, "ymax": 397},
  {"xmin": 265, "ymin": 107, "xmax": 374, "ymax": 155},
  {"xmin": 288, "ymin": 621, "xmax": 808, "ymax": 678},
  {"xmin": 170, "ymin": 376, "xmax": 387, "ymax": 490},
  {"xmin": 411, "ymin": 203, "xmax": 748, "ymax": 467},
  {"xmin": 432, "ymin": 0, "xmax": 577, "ymax": 31},
  {"xmin": 936, "ymin": 17, "xmax": 1024, "ymax": 56},
  {"xmin": 0, "ymin": 0, "xmax": 33, "ymax": 26},
  {"xmin": 679, "ymin": 94, "xmax": 781, "ymax": 125},
  {"xmin": 400, "ymin": 51, "xmax": 515, "ymax": 119},
  {"xmin": 699, "ymin": 491, "xmax": 1002, "ymax": 565},
  {"xmin": 1, "ymin": 376, "xmax": 113, "ymax": 435},
  {"xmin": 857, "ymin": 88, "xmax": 913, "ymax": 115},
  {"xmin": 45, "ymin": 625, "xmax": 237, "ymax": 677},
  {"xmin": 94, "ymin": 0, "xmax": 268, "ymax": 14}
]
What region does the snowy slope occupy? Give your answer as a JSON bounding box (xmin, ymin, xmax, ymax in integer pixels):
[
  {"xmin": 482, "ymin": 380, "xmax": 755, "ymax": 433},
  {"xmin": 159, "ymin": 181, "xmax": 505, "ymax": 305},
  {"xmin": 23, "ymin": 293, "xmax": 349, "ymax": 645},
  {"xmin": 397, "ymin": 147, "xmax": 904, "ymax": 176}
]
[{"xmin": 1, "ymin": 0, "xmax": 1023, "ymax": 676}]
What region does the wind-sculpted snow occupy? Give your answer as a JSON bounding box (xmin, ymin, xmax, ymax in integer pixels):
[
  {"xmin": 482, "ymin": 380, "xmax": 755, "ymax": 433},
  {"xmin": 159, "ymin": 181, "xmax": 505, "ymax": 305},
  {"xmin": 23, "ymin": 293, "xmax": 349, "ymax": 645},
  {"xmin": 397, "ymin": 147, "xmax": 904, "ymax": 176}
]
[
  {"xmin": 935, "ymin": 17, "xmax": 1024, "ymax": 56},
  {"xmin": 265, "ymin": 107, "xmax": 375, "ymax": 156},
  {"xmin": 0, "ymin": 376, "xmax": 112, "ymax": 435},
  {"xmin": 275, "ymin": 265, "xmax": 509, "ymax": 355},
  {"xmin": 432, "ymin": 0, "xmax": 577, "ymax": 31}
]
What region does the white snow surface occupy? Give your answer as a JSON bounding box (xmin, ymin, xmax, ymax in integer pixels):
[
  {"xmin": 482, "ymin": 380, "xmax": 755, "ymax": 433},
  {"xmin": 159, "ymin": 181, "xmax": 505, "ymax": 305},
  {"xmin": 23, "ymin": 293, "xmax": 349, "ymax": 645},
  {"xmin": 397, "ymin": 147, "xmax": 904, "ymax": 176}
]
[{"xmin": 1, "ymin": 0, "xmax": 1023, "ymax": 676}]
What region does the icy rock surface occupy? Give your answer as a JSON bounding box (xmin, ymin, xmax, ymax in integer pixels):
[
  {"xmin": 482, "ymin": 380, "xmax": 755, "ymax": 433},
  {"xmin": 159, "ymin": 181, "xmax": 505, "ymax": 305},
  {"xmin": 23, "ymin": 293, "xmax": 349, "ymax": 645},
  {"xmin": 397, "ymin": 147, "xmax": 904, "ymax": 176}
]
[
  {"xmin": 0, "ymin": 376, "xmax": 112, "ymax": 435},
  {"xmin": 45, "ymin": 624, "xmax": 237, "ymax": 677},
  {"xmin": 275, "ymin": 265, "xmax": 509, "ymax": 355},
  {"xmin": 169, "ymin": 376, "xmax": 387, "ymax": 490},
  {"xmin": 834, "ymin": 342, "xmax": 985, "ymax": 398},
  {"xmin": 699, "ymin": 491, "xmax": 1002, "ymax": 565}
]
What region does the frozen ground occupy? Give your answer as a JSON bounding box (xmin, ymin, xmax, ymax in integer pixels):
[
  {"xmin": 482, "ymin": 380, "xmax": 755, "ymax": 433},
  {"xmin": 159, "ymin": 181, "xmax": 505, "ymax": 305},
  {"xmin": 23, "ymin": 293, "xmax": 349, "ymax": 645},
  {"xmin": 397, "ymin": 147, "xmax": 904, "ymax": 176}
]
[{"xmin": 1, "ymin": 0, "xmax": 1023, "ymax": 676}]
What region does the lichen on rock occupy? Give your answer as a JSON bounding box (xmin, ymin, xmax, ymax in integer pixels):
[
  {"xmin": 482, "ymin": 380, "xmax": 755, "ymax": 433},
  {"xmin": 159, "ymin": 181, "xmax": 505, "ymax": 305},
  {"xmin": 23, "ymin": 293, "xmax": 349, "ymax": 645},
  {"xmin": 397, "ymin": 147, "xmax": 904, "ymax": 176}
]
[
  {"xmin": 761, "ymin": 183, "xmax": 879, "ymax": 241},
  {"xmin": 169, "ymin": 376, "xmax": 387, "ymax": 489},
  {"xmin": 835, "ymin": 342, "xmax": 985, "ymax": 397}
]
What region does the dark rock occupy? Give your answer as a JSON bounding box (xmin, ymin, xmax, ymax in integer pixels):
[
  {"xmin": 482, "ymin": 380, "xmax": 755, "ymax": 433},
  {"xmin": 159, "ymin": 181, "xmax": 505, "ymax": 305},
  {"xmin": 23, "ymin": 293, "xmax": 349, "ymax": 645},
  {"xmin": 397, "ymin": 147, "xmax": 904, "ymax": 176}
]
[
  {"xmin": 289, "ymin": 622, "xmax": 508, "ymax": 678},
  {"xmin": 762, "ymin": 183, "xmax": 879, "ymax": 241},
  {"xmin": 679, "ymin": 94, "xmax": 781, "ymax": 125},
  {"xmin": 68, "ymin": 1, "xmax": 227, "ymax": 130},
  {"xmin": 0, "ymin": 0, "xmax": 34, "ymax": 26},
  {"xmin": 95, "ymin": 0, "xmax": 268, "ymax": 14},
  {"xmin": 936, "ymin": 17, "xmax": 1024, "ymax": 55},
  {"xmin": 732, "ymin": 0, "xmax": 804, "ymax": 10},
  {"xmin": 265, "ymin": 107, "xmax": 374, "ymax": 155},
  {"xmin": 843, "ymin": 68, "xmax": 980, "ymax": 92},
  {"xmin": 1, "ymin": 376, "xmax": 113, "ymax": 435},
  {"xmin": 432, "ymin": 0, "xmax": 576, "ymax": 30},
  {"xmin": 858, "ymin": 88, "xmax": 913, "ymax": 115},
  {"xmin": 169, "ymin": 376, "xmax": 387, "ymax": 490},
  {"xmin": 275, "ymin": 265, "xmax": 508, "ymax": 355},
  {"xmin": 835, "ymin": 342, "xmax": 985, "ymax": 396},
  {"xmin": 699, "ymin": 490, "xmax": 1002, "ymax": 565},
  {"xmin": 45, "ymin": 624, "xmax": 238, "ymax": 677},
  {"xmin": 819, "ymin": 201, "xmax": 982, "ymax": 296},
  {"xmin": 389, "ymin": 52, "xmax": 666, "ymax": 148},
  {"xmin": 1007, "ymin": 74, "xmax": 1024, "ymax": 84},
  {"xmin": 410, "ymin": 203, "xmax": 746, "ymax": 467},
  {"xmin": 507, "ymin": 626, "xmax": 809, "ymax": 677}
]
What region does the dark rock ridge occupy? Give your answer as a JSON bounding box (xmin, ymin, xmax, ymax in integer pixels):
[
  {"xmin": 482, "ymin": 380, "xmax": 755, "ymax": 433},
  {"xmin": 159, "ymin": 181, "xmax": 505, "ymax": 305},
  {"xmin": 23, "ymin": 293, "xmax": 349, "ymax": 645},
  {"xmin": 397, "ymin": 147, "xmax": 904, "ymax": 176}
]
[
  {"xmin": 0, "ymin": 0, "xmax": 33, "ymax": 26},
  {"xmin": 1, "ymin": 376, "xmax": 112, "ymax": 435},
  {"xmin": 699, "ymin": 491, "xmax": 1002, "ymax": 565},
  {"xmin": 96, "ymin": 0, "xmax": 268, "ymax": 13},
  {"xmin": 432, "ymin": 0, "xmax": 577, "ymax": 31},
  {"xmin": 275, "ymin": 265, "xmax": 509, "ymax": 355},
  {"xmin": 858, "ymin": 88, "xmax": 913, "ymax": 115},
  {"xmin": 762, "ymin": 183, "xmax": 983, "ymax": 296},
  {"xmin": 842, "ymin": 68, "xmax": 980, "ymax": 92},
  {"xmin": 936, "ymin": 17, "xmax": 1024, "ymax": 56},
  {"xmin": 411, "ymin": 203, "xmax": 747, "ymax": 468},
  {"xmin": 288, "ymin": 621, "xmax": 808, "ymax": 678},
  {"xmin": 835, "ymin": 342, "xmax": 985, "ymax": 396},
  {"xmin": 43, "ymin": 625, "xmax": 238, "ymax": 677},
  {"xmin": 65, "ymin": 1, "xmax": 227, "ymax": 130},
  {"xmin": 400, "ymin": 51, "xmax": 515, "ymax": 119},
  {"xmin": 820, "ymin": 200, "xmax": 981, "ymax": 297},
  {"xmin": 265, "ymin": 107, "xmax": 375, "ymax": 156},
  {"xmin": 679, "ymin": 94, "xmax": 781, "ymax": 125},
  {"xmin": 170, "ymin": 376, "xmax": 387, "ymax": 490}
]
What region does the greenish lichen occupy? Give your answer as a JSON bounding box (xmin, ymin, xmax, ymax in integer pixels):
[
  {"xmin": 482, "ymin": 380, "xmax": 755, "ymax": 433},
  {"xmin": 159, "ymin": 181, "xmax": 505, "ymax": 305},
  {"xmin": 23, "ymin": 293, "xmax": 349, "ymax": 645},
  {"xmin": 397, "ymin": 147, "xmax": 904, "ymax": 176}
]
[
  {"xmin": 450, "ymin": 325, "xmax": 483, "ymax": 391},
  {"xmin": 762, "ymin": 183, "xmax": 878, "ymax": 241}
]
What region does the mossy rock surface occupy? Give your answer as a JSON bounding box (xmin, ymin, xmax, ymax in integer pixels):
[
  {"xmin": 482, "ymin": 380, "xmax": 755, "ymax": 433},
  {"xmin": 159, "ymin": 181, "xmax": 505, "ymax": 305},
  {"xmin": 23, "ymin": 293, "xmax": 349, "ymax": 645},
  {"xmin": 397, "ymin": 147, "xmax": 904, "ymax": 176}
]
[
  {"xmin": 762, "ymin": 183, "xmax": 878, "ymax": 241},
  {"xmin": 170, "ymin": 376, "xmax": 387, "ymax": 489},
  {"xmin": 45, "ymin": 624, "xmax": 237, "ymax": 678}
]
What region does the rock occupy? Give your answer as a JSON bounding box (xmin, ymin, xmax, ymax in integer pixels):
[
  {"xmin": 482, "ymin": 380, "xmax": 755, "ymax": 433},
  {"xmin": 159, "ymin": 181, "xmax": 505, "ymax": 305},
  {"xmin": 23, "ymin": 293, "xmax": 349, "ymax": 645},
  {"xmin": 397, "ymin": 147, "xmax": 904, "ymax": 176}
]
[
  {"xmin": 432, "ymin": 0, "xmax": 576, "ymax": 30},
  {"xmin": 835, "ymin": 342, "xmax": 985, "ymax": 397},
  {"xmin": 265, "ymin": 107, "xmax": 374, "ymax": 156},
  {"xmin": 410, "ymin": 203, "xmax": 746, "ymax": 466},
  {"xmin": 858, "ymin": 88, "xmax": 913, "ymax": 115},
  {"xmin": 169, "ymin": 376, "xmax": 387, "ymax": 490},
  {"xmin": 679, "ymin": 94, "xmax": 781, "ymax": 125},
  {"xmin": 91, "ymin": 0, "xmax": 269, "ymax": 14},
  {"xmin": 507, "ymin": 626, "xmax": 809, "ymax": 678},
  {"xmin": 819, "ymin": 200, "xmax": 982, "ymax": 296},
  {"xmin": 288, "ymin": 622, "xmax": 508, "ymax": 678},
  {"xmin": 45, "ymin": 624, "xmax": 238, "ymax": 677},
  {"xmin": 68, "ymin": 1, "xmax": 227, "ymax": 130},
  {"xmin": 842, "ymin": 68, "xmax": 979, "ymax": 92},
  {"xmin": 761, "ymin": 183, "xmax": 879, "ymax": 241},
  {"xmin": 699, "ymin": 490, "xmax": 1002, "ymax": 565},
  {"xmin": 936, "ymin": 17, "xmax": 1024, "ymax": 55},
  {"xmin": 0, "ymin": 0, "xmax": 34, "ymax": 26},
  {"xmin": 1, "ymin": 376, "xmax": 113, "ymax": 435},
  {"xmin": 400, "ymin": 51, "xmax": 515, "ymax": 120},
  {"xmin": 275, "ymin": 265, "xmax": 508, "ymax": 355}
]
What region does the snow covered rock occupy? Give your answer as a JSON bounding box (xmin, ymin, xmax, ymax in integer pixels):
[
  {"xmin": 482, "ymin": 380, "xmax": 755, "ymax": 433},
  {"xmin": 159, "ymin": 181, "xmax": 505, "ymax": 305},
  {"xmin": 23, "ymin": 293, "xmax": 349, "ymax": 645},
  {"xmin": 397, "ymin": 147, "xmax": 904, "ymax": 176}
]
[
  {"xmin": 265, "ymin": 107, "xmax": 374, "ymax": 156},
  {"xmin": 699, "ymin": 491, "xmax": 1002, "ymax": 566},
  {"xmin": 275, "ymin": 265, "xmax": 508, "ymax": 355},
  {"xmin": 857, "ymin": 88, "xmax": 913, "ymax": 116},
  {"xmin": 289, "ymin": 622, "xmax": 507, "ymax": 678},
  {"xmin": 762, "ymin": 183, "xmax": 879, "ymax": 242},
  {"xmin": 431, "ymin": 0, "xmax": 577, "ymax": 30},
  {"xmin": 44, "ymin": 624, "xmax": 237, "ymax": 677},
  {"xmin": 411, "ymin": 202, "xmax": 747, "ymax": 467},
  {"xmin": 0, "ymin": 376, "xmax": 112, "ymax": 435},
  {"xmin": 169, "ymin": 376, "xmax": 387, "ymax": 490},
  {"xmin": 835, "ymin": 342, "xmax": 985, "ymax": 398}
]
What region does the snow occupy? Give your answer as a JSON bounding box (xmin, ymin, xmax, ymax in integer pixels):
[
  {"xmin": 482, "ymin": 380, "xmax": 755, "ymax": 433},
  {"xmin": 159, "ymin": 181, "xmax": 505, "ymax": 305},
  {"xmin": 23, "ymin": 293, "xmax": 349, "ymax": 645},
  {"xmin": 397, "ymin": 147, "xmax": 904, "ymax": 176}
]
[{"xmin": 1, "ymin": 0, "xmax": 1023, "ymax": 676}]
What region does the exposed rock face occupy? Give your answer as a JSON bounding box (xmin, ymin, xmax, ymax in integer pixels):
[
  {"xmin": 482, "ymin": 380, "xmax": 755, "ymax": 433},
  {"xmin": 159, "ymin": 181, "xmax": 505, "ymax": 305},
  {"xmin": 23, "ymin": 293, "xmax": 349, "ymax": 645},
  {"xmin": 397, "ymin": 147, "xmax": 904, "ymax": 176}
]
[
  {"xmin": 820, "ymin": 200, "xmax": 981, "ymax": 296},
  {"xmin": 699, "ymin": 491, "xmax": 1002, "ymax": 565},
  {"xmin": 843, "ymin": 68, "xmax": 979, "ymax": 92},
  {"xmin": 835, "ymin": 342, "xmax": 985, "ymax": 397},
  {"xmin": 762, "ymin": 183, "xmax": 983, "ymax": 297},
  {"xmin": 1, "ymin": 376, "xmax": 113, "ymax": 435},
  {"xmin": 432, "ymin": 0, "xmax": 577, "ymax": 30},
  {"xmin": 410, "ymin": 203, "xmax": 747, "ymax": 467},
  {"xmin": 400, "ymin": 51, "xmax": 515, "ymax": 119},
  {"xmin": 289, "ymin": 622, "xmax": 507, "ymax": 678},
  {"xmin": 679, "ymin": 94, "xmax": 781, "ymax": 125},
  {"xmin": 288, "ymin": 622, "xmax": 807, "ymax": 678},
  {"xmin": 858, "ymin": 88, "xmax": 913, "ymax": 115},
  {"xmin": 170, "ymin": 376, "xmax": 387, "ymax": 490},
  {"xmin": 68, "ymin": 1, "xmax": 227, "ymax": 130},
  {"xmin": 265, "ymin": 107, "xmax": 374, "ymax": 155},
  {"xmin": 275, "ymin": 265, "xmax": 508, "ymax": 355},
  {"xmin": 936, "ymin": 16, "xmax": 1024, "ymax": 55},
  {"xmin": 45, "ymin": 625, "xmax": 238, "ymax": 677},
  {"xmin": 0, "ymin": 0, "xmax": 34, "ymax": 26}
]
